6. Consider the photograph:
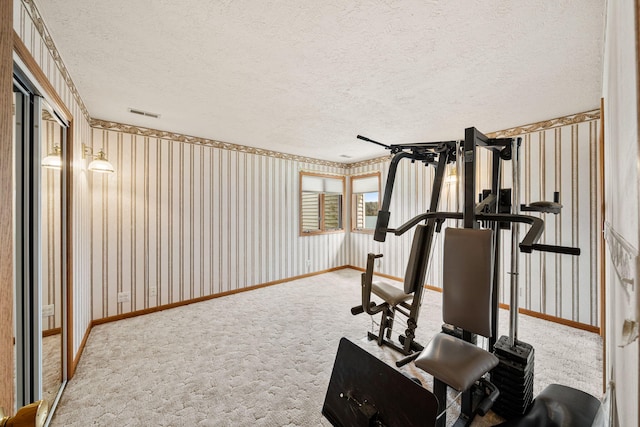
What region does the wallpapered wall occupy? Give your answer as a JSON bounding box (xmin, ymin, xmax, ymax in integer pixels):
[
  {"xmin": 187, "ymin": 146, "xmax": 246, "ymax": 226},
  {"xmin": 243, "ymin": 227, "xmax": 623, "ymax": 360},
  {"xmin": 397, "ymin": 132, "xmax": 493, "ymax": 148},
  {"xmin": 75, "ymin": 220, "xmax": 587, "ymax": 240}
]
[
  {"xmin": 41, "ymin": 118, "xmax": 62, "ymax": 332},
  {"xmin": 91, "ymin": 115, "xmax": 601, "ymax": 328},
  {"xmin": 15, "ymin": 0, "xmax": 94, "ymax": 360},
  {"xmin": 348, "ymin": 118, "xmax": 602, "ymax": 327},
  {"xmin": 89, "ymin": 126, "xmax": 348, "ymax": 319}
]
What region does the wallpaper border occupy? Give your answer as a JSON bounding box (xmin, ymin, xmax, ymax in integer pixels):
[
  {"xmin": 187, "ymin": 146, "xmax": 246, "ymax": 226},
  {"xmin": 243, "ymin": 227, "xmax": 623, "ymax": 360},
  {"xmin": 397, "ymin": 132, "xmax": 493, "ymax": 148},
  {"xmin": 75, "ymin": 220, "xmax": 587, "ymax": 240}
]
[
  {"xmin": 92, "ymin": 108, "xmax": 601, "ymax": 171},
  {"xmin": 20, "ymin": 0, "xmax": 91, "ymax": 121},
  {"xmin": 486, "ymin": 109, "xmax": 601, "ymax": 138},
  {"xmin": 347, "ymin": 109, "xmax": 602, "ymax": 168},
  {"xmin": 90, "ymin": 119, "xmax": 346, "ymax": 169}
]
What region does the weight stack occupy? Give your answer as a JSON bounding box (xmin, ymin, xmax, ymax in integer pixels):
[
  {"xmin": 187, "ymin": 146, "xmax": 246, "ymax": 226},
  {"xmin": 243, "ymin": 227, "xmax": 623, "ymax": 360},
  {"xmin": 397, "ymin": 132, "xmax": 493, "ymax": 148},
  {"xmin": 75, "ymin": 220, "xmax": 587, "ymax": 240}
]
[{"xmin": 491, "ymin": 335, "xmax": 534, "ymax": 418}]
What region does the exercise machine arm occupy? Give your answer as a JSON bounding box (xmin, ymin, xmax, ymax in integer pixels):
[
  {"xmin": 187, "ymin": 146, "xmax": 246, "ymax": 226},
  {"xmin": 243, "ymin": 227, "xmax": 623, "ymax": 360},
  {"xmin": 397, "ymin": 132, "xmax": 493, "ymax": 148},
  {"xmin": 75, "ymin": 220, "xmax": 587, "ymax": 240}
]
[
  {"xmin": 351, "ymin": 253, "xmax": 386, "ymax": 316},
  {"xmin": 391, "ymin": 211, "xmax": 579, "ymax": 255},
  {"xmin": 373, "ymin": 152, "xmax": 413, "ymax": 242}
]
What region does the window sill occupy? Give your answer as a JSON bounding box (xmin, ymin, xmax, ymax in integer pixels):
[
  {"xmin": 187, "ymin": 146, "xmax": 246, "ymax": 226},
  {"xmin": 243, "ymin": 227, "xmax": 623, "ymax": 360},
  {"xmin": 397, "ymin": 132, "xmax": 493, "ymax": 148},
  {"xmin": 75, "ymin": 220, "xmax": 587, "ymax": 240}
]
[
  {"xmin": 300, "ymin": 229, "xmax": 345, "ymax": 236},
  {"xmin": 351, "ymin": 229, "xmax": 375, "ymax": 235}
]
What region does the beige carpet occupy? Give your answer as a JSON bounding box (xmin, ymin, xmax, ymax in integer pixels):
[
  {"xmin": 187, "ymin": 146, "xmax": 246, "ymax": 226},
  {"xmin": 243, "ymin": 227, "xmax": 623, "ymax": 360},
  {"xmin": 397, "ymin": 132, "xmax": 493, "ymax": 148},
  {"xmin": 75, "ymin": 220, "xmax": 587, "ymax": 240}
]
[
  {"xmin": 42, "ymin": 333, "xmax": 62, "ymax": 410},
  {"xmin": 50, "ymin": 269, "xmax": 602, "ymax": 426}
]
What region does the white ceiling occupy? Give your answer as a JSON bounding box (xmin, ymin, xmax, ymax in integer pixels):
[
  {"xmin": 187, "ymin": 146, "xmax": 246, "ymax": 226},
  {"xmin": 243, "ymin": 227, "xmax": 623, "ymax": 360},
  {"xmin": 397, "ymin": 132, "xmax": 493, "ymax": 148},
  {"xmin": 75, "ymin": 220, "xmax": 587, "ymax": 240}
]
[{"xmin": 34, "ymin": 0, "xmax": 605, "ymax": 163}]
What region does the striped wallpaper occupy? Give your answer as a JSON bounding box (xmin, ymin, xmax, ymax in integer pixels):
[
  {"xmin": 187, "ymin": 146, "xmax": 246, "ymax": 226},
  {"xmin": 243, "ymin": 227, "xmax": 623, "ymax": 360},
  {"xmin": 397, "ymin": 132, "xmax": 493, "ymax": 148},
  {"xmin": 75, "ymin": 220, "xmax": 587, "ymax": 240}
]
[
  {"xmin": 348, "ymin": 118, "xmax": 602, "ymax": 327},
  {"xmin": 90, "ymin": 114, "xmax": 601, "ymax": 328},
  {"xmin": 41, "ymin": 118, "xmax": 63, "ymax": 332},
  {"xmin": 90, "ymin": 129, "xmax": 348, "ymax": 319},
  {"xmin": 15, "ymin": 0, "xmax": 94, "ymax": 361}
]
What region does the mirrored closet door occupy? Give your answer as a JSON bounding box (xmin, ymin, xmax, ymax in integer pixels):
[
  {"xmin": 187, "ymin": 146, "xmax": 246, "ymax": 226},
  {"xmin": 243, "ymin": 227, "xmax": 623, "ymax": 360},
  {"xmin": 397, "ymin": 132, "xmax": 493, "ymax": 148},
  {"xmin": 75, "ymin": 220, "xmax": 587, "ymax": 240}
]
[
  {"xmin": 40, "ymin": 101, "xmax": 66, "ymax": 412},
  {"xmin": 13, "ymin": 67, "xmax": 68, "ymax": 423}
]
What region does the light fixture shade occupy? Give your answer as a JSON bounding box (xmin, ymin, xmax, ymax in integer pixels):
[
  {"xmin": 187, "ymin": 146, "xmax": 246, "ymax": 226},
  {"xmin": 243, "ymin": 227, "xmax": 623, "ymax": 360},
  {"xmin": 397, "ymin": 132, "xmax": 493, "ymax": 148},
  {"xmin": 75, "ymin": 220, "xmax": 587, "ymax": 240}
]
[
  {"xmin": 41, "ymin": 145, "xmax": 62, "ymax": 170},
  {"xmin": 87, "ymin": 149, "xmax": 115, "ymax": 173}
]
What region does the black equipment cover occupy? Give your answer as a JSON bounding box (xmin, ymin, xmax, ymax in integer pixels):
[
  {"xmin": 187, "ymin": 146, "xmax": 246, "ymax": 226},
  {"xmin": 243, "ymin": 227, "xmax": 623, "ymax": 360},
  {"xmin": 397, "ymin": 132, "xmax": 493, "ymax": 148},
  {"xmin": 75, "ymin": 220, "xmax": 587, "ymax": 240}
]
[{"xmin": 322, "ymin": 338, "xmax": 438, "ymax": 427}]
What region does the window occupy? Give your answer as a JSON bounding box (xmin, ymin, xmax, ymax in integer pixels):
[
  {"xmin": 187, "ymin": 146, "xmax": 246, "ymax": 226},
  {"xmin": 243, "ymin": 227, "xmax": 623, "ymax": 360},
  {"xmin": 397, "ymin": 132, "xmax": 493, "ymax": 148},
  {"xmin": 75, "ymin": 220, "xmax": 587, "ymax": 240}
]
[
  {"xmin": 351, "ymin": 173, "xmax": 380, "ymax": 232},
  {"xmin": 300, "ymin": 172, "xmax": 345, "ymax": 235}
]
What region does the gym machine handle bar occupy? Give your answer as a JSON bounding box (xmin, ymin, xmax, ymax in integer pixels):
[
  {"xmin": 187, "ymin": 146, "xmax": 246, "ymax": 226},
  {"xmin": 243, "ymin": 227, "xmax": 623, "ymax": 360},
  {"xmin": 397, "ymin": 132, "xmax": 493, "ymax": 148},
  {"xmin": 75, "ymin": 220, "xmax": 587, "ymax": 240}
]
[
  {"xmin": 390, "ymin": 211, "xmax": 580, "ymax": 256},
  {"xmin": 351, "ymin": 253, "xmax": 385, "ymax": 317}
]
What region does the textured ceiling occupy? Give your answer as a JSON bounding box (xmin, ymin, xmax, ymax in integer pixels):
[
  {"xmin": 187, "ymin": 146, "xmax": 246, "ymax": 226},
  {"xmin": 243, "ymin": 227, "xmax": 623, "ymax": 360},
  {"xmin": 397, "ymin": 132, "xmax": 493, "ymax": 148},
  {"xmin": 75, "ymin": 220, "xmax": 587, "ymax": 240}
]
[{"xmin": 34, "ymin": 0, "xmax": 605, "ymax": 163}]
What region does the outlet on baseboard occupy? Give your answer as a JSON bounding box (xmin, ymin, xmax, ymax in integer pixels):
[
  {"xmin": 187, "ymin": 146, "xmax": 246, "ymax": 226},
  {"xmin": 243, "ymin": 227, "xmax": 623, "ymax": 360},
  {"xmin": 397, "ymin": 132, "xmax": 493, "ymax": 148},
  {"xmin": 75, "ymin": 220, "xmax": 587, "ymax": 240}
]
[
  {"xmin": 117, "ymin": 291, "xmax": 131, "ymax": 303},
  {"xmin": 42, "ymin": 304, "xmax": 55, "ymax": 317},
  {"xmin": 148, "ymin": 286, "xmax": 157, "ymax": 297}
]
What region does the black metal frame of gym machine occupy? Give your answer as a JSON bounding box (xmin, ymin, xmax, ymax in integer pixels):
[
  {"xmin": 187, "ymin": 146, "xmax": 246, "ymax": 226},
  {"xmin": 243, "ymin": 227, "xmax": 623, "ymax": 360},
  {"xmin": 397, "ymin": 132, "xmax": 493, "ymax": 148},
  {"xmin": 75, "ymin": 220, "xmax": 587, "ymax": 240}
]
[
  {"xmin": 357, "ymin": 128, "xmax": 527, "ymax": 355},
  {"xmin": 359, "ymin": 128, "xmax": 579, "ymax": 350},
  {"xmin": 357, "ymin": 127, "xmax": 580, "ymax": 425},
  {"xmin": 354, "ymin": 134, "xmax": 459, "ymax": 356}
]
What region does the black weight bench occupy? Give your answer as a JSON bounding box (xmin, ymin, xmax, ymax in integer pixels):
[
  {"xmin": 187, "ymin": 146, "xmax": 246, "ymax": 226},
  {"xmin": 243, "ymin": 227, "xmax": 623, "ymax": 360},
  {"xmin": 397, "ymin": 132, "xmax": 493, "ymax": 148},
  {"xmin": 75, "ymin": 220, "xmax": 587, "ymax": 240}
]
[{"xmin": 352, "ymin": 224, "xmax": 431, "ymax": 356}]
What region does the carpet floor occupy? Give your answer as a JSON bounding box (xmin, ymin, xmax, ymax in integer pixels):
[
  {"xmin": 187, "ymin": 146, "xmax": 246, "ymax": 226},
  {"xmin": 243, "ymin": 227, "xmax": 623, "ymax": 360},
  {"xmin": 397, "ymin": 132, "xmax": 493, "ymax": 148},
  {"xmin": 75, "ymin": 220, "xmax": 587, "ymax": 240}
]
[
  {"xmin": 42, "ymin": 333, "xmax": 62, "ymax": 411},
  {"xmin": 50, "ymin": 269, "xmax": 602, "ymax": 426}
]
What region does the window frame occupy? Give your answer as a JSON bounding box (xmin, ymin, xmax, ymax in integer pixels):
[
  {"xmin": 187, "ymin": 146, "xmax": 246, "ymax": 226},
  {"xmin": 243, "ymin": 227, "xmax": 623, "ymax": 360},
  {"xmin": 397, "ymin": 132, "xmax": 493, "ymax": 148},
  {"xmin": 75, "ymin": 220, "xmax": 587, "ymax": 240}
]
[
  {"xmin": 299, "ymin": 171, "xmax": 346, "ymax": 236},
  {"xmin": 350, "ymin": 172, "xmax": 381, "ymax": 234}
]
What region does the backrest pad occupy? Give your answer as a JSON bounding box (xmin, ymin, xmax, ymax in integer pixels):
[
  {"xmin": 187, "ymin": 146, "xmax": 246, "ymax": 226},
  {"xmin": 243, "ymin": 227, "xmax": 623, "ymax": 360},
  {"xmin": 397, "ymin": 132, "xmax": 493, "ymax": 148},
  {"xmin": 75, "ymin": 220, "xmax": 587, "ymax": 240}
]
[
  {"xmin": 403, "ymin": 224, "xmax": 430, "ymax": 294},
  {"xmin": 442, "ymin": 227, "xmax": 494, "ymax": 338}
]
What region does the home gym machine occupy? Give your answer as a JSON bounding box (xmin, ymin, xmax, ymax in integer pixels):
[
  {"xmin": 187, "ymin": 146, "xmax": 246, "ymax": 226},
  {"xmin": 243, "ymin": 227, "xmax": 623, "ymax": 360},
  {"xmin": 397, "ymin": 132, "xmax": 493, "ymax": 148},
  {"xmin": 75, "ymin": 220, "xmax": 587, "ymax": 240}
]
[{"xmin": 329, "ymin": 127, "xmax": 587, "ymax": 427}]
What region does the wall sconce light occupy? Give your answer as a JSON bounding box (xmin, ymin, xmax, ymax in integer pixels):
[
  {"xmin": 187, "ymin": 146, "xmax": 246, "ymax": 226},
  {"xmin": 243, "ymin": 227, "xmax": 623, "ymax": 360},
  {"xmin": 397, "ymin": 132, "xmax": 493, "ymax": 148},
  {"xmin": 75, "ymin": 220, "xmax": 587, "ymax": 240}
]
[
  {"xmin": 83, "ymin": 143, "xmax": 115, "ymax": 173},
  {"xmin": 41, "ymin": 145, "xmax": 62, "ymax": 170}
]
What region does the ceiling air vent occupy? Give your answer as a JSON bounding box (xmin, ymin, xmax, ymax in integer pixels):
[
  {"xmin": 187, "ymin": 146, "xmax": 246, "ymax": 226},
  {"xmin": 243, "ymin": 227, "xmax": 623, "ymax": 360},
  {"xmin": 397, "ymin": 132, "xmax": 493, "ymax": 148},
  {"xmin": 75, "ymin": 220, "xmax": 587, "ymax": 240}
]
[{"xmin": 128, "ymin": 108, "xmax": 161, "ymax": 119}]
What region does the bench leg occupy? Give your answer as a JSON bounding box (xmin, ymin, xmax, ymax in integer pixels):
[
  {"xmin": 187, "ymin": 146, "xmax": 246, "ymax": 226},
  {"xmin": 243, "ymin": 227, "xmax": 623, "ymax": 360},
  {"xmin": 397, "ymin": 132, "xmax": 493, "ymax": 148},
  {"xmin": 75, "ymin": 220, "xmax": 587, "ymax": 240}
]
[{"xmin": 433, "ymin": 378, "xmax": 447, "ymax": 427}]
